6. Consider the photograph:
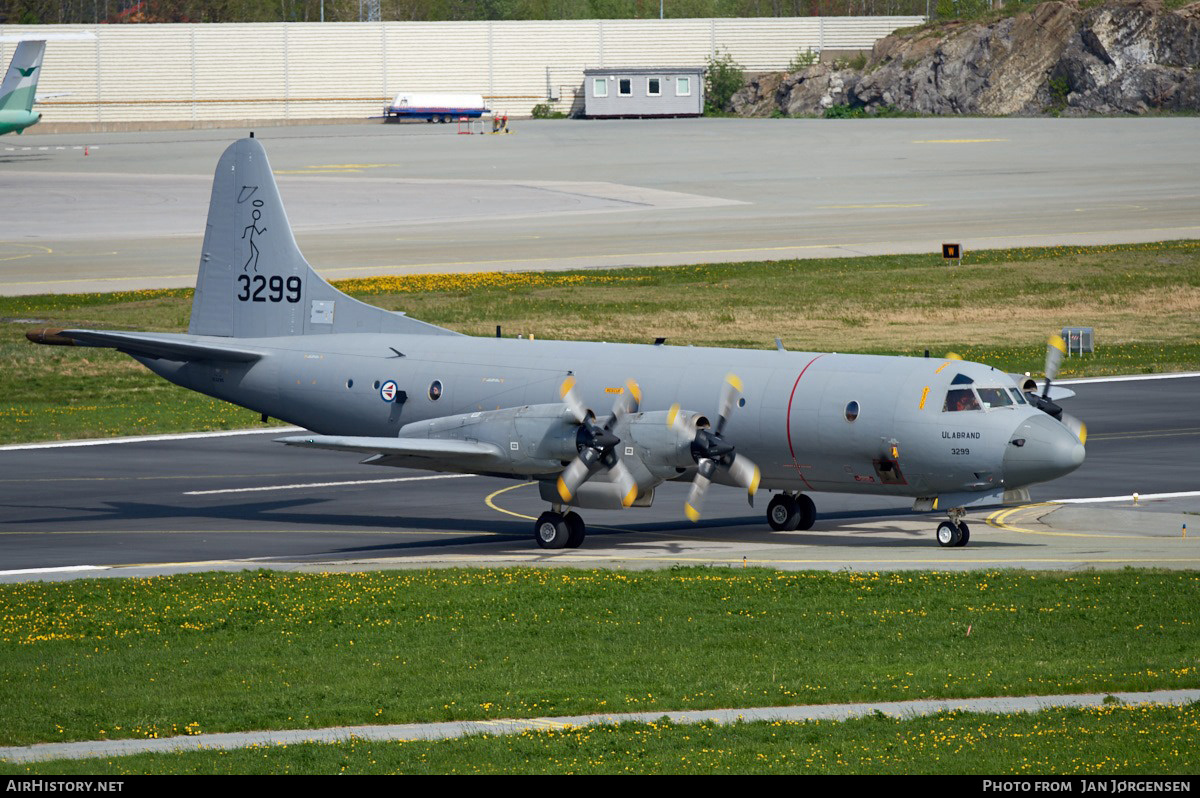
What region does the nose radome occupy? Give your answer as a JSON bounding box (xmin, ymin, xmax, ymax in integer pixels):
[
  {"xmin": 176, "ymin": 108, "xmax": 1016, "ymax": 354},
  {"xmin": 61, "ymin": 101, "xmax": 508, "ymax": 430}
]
[{"xmin": 1003, "ymin": 413, "xmax": 1086, "ymax": 488}]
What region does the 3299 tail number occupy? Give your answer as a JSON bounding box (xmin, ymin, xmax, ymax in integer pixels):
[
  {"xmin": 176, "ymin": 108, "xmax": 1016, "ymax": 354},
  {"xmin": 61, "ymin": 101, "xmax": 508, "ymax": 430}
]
[{"xmin": 237, "ymin": 274, "xmax": 302, "ymax": 303}]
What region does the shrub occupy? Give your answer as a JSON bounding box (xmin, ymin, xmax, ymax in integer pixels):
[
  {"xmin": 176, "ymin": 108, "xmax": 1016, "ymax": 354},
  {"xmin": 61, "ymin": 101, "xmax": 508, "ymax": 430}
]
[
  {"xmin": 788, "ymin": 48, "xmax": 819, "ymax": 72},
  {"xmin": 704, "ymin": 50, "xmax": 745, "ymax": 115}
]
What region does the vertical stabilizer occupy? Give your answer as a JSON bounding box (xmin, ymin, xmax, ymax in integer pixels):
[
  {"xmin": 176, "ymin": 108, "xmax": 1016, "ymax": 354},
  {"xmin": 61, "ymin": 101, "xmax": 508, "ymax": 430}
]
[
  {"xmin": 188, "ymin": 137, "xmax": 458, "ymax": 339},
  {"xmin": 0, "ymin": 40, "xmax": 44, "ymax": 113}
]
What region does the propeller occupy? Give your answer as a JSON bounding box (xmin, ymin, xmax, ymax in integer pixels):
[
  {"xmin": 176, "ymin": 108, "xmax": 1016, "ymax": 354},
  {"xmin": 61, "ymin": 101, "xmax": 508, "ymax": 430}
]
[
  {"xmin": 1035, "ymin": 335, "xmax": 1088, "ymax": 445},
  {"xmin": 670, "ymin": 373, "xmax": 761, "ymax": 522},
  {"xmin": 555, "ymin": 376, "xmax": 641, "ymax": 508}
]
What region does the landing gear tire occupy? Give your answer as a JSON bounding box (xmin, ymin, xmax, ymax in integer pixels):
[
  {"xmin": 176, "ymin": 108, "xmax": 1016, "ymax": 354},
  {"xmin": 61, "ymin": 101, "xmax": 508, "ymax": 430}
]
[
  {"xmin": 767, "ymin": 495, "xmax": 801, "ymax": 531},
  {"xmin": 564, "ymin": 511, "xmax": 586, "ymax": 548},
  {"xmin": 795, "ymin": 494, "xmax": 816, "ymax": 531},
  {"xmin": 767, "ymin": 494, "xmax": 816, "ymax": 531},
  {"xmin": 535, "ymin": 511, "xmax": 570, "ymax": 549},
  {"xmin": 936, "ymin": 520, "xmax": 963, "ymax": 548},
  {"xmin": 954, "ymin": 521, "xmax": 970, "ymax": 547}
]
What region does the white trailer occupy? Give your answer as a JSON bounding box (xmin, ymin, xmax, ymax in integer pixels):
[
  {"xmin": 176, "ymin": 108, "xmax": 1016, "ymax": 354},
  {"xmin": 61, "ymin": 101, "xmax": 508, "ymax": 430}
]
[{"xmin": 384, "ymin": 92, "xmax": 488, "ymax": 123}]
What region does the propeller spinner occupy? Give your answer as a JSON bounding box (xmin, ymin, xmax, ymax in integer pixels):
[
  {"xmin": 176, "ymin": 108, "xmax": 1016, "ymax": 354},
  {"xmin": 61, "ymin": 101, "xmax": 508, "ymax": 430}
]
[
  {"xmin": 555, "ymin": 377, "xmax": 641, "ymax": 508},
  {"xmin": 671, "ymin": 374, "xmax": 761, "ymax": 522}
]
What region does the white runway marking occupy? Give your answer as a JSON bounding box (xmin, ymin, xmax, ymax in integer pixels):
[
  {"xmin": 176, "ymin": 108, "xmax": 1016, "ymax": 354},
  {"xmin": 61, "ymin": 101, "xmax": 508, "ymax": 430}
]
[
  {"xmin": 1056, "ymin": 372, "xmax": 1200, "ymax": 385},
  {"xmin": 1052, "ymin": 490, "xmax": 1200, "ymax": 504},
  {"xmin": 0, "ymin": 565, "xmax": 108, "ymax": 576},
  {"xmin": 184, "ymin": 473, "xmax": 476, "ymax": 495},
  {"xmin": 0, "ymin": 427, "xmax": 302, "ymax": 451}
]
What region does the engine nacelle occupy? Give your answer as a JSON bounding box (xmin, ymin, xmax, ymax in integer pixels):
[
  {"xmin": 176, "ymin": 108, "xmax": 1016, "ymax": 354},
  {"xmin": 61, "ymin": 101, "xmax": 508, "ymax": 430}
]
[
  {"xmin": 614, "ymin": 409, "xmax": 706, "ymax": 479},
  {"xmin": 399, "ymin": 403, "xmax": 579, "ymax": 476},
  {"xmin": 1008, "ymin": 374, "xmax": 1038, "ymax": 394}
]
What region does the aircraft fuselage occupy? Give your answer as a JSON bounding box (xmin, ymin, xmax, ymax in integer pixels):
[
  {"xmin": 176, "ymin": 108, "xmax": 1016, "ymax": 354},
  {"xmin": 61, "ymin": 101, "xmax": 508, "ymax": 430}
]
[{"xmin": 138, "ymin": 331, "xmax": 1081, "ymax": 500}]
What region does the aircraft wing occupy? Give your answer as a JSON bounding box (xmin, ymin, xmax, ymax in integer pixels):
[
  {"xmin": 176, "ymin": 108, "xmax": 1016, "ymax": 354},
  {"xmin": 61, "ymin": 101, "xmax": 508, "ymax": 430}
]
[
  {"xmin": 1036, "ymin": 382, "xmax": 1076, "ymax": 401},
  {"xmin": 26, "ymin": 328, "xmax": 265, "ymax": 363},
  {"xmin": 277, "ymin": 435, "xmax": 505, "ymax": 470}
]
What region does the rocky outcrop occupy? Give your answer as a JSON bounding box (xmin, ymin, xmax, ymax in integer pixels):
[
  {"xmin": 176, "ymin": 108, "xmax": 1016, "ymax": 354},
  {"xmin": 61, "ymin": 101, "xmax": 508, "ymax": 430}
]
[{"xmin": 729, "ymin": 0, "xmax": 1200, "ymax": 116}]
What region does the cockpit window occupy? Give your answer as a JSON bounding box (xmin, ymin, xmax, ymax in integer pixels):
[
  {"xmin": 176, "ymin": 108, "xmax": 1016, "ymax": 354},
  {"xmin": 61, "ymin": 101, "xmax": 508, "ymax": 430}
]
[
  {"xmin": 943, "ymin": 388, "xmax": 981, "ymax": 412},
  {"xmin": 950, "ymin": 373, "xmax": 974, "ymax": 385},
  {"xmin": 1009, "ymin": 388, "xmax": 1027, "ymax": 405},
  {"xmin": 977, "ymin": 387, "xmax": 1013, "ymax": 408}
]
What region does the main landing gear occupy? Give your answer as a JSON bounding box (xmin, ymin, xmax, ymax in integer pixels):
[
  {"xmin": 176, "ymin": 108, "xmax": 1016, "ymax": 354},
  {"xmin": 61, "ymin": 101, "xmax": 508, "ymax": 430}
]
[
  {"xmin": 534, "ymin": 508, "xmax": 586, "ymax": 549},
  {"xmin": 936, "ymin": 507, "xmax": 971, "ymax": 547},
  {"xmin": 766, "ymin": 492, "xmax": 816, "ymax": 531}
]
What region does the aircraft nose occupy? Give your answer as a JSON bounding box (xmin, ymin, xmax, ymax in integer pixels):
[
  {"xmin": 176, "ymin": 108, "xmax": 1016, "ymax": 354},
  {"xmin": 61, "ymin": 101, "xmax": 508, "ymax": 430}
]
[{"xmin": 1003, "ymin": 413, "xmax": 1085, "ymax": 488}]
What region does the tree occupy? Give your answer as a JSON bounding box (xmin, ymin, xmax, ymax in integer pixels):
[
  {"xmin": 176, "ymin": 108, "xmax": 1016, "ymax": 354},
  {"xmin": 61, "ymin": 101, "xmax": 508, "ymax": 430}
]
[{"xmin": 704, "ymin": 49, "xmax": 745, "ymax": 114}]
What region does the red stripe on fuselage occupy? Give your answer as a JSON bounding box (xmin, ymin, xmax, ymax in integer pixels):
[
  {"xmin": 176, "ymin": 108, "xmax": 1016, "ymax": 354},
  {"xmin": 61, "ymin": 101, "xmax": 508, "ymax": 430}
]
[{"xmin": 785, "ymin": 354, "xmax": 826, "ymax": 490}]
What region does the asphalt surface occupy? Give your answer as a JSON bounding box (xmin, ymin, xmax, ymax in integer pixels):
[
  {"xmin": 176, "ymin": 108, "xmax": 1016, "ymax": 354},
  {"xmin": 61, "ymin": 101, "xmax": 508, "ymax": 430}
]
[
  {"xmin": 2, "ymin": 374, "xmax": 1196, "ymax": 578},
  {"xmin": 1, "ymin": 119, "xmax": 1197, "ymax": 576},
  {"xmin": 2, "ymin": 117, "xmax": 1199, "ymax": 295}
]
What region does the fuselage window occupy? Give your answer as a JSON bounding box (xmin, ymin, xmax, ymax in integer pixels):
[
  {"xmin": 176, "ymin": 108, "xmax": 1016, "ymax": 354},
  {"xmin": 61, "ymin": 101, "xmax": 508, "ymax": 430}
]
[
  {"xmin": 429, "ymin": 380, "xmax": 443, "ymax": 401},
  {"xmin": 845, "ymin": 401, "xmax": 860, "ymax": 422},
  {"xmin": 977, "ymin": 387, "xmax": 1013, "ymax": 409},
  {"xmin": 943, "ymin": 388, "xmax": 981, "ymax": 412}
]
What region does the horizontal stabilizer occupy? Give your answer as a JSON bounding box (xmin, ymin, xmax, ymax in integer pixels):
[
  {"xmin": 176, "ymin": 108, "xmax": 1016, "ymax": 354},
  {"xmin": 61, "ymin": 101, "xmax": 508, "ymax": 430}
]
[
  {"xmin": 276, "ymin": 435, "xmax": 503, "ymax": 462},
  {"xmin": 26, "ymin": 328, "xmax": 264, "ymax": 363},
  {"xmin": 1035, "ymin": 382, "xmax": 1076, "ymax": 401}
]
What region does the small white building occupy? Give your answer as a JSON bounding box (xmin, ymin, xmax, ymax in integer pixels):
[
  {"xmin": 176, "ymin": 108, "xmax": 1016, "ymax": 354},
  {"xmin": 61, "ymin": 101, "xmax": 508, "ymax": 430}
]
[{"xmin": 583, "ymin": 67, "xmax": 705, "ymax": 118}]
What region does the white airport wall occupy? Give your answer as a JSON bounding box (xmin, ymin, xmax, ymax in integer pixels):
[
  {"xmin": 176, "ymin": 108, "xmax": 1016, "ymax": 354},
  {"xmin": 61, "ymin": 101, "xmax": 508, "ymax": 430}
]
[{"xmin": 0, "ymin": 17, "xmax": 923, "ymax": 125}]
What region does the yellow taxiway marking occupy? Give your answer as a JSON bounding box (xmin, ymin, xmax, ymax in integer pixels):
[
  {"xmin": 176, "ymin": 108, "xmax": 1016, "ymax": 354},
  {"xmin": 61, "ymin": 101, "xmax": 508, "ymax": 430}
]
[
  {"xmin": 275, "ymin": 163, "xmax": 401, "ymax": 175},
  {"xmin": 818, "ymin": 203, "xmax": 928, "ymax": 209},
  {"xmin": 0, "ymin": 273, "xmax": 196, "ymax": 287},
  {"xmin": 0, "ymin": 528, "xmax": 504, "ymax": 538},
  {"xmin": 986, "ymin": 504, "xmax": 1145, "ymax": 539},
  {"xmin": 0, "ymin": 243, "xmax": 52, "ymax": 262},
  {"xmin": 485, "ymin": 482, "xmax": 539, "ymax": 521},
  {"xmin": 913, "ymin": 138, "xmax": 1009, "ymax": 144},
  {"xmin": 484, "ymin": 481, "xmax": 638, "ymax": 533},
  {"xmin": 569, "ymin": 555, "xmax": 1200, "ymax": 566}
]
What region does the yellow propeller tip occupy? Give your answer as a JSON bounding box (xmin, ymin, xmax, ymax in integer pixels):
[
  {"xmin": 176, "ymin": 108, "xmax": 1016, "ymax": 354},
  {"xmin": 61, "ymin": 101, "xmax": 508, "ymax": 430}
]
[
  {"xmin": 622, "ymin": 485, "xmax": 638, "ymax": 508},
  {"xmin": 684, "ymin": 504, "xmax": 700, "ymax": 523},
  {"xmin": 556, "ymin": 477, "xmax": 572, "ymax": 502},
  {"xmin": 626, "ymin": 380, "xmax": 642, "ymax": 405},
  {"xmin": 1049, "ymin": 334, "xmax": 1067, "ymax": 354},
  {"xmin": 667, "ymin": 403, "xmax": 680, "ymax": 428},
  {"xmin": 749, "ymin": 468, "xmax": 761, "ymax": 496},
  {"xmin": 559, "ymin": 376, "xmax": 575, "ymax": 399},
  {"xmin": 946, "ymin": 352, "xmax": 963, "ymax": 361},
  {"xmin": 725, "ymin": 373, "xmax": 744, "ymax": 392}
]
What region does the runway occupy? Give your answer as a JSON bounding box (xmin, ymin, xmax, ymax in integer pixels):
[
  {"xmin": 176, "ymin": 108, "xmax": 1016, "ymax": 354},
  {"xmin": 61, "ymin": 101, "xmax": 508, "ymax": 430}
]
[
  {"xmin": 2, "ymin": 117, "xmax": 1199, "ymax": 295},
  {"xmin": 2, "ymin": 119, "xmax": 1198, "ymax": 578},
  {"xmin": 2, "ymin": 374, "xmax": 1197, "ymax": 579}
]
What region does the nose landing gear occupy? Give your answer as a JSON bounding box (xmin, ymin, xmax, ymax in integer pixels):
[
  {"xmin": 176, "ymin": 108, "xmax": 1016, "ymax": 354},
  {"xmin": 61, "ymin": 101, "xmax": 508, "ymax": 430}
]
[{"xmin": 936, "ymin": 507, "xmax": 971, "ymax": 547}]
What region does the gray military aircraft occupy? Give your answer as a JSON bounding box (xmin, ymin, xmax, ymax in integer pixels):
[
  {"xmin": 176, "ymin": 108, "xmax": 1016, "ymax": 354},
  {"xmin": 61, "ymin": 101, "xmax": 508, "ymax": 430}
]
[{"xmin": 28, "ymin": 137, "xmax": 1087, "ymax": 549}]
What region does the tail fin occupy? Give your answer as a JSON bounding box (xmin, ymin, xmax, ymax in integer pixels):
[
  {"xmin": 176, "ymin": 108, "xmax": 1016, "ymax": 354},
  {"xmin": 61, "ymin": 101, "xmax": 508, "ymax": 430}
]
[
  {"xmin": 0, "ymin": 40, "xmax": 45, "ymax": 113},
  {"xmin": 188, "ymin": 137, "xmax": 458, "ymax": 339}
]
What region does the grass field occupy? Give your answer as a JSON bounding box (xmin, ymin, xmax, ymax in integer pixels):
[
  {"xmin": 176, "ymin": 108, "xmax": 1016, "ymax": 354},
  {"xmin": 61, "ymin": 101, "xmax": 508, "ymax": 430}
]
[
  {"xmin": 3, "ymin": 702, "xmax": 1197, "ymax": 775},
  {"xmin": 1, "ymin": 568, "xmax": 1196, "ymax": 751},
  {"xmin": 2, "ymin": 240, "xmax": 1198, "ymax": 444}
]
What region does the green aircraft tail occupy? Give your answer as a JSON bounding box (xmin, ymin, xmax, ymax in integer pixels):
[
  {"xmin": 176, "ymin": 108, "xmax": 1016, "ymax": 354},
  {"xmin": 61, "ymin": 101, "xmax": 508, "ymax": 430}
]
[{"xmin": 0, "ymin": 40, "xmax": 45, "ymax": 114}]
